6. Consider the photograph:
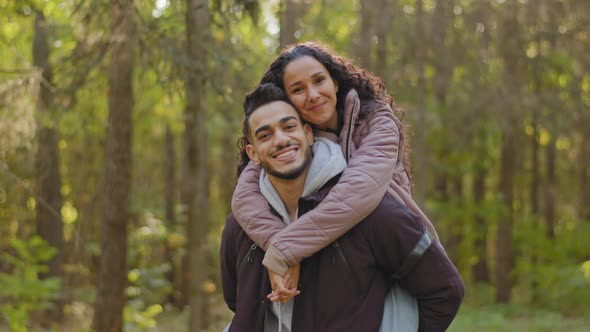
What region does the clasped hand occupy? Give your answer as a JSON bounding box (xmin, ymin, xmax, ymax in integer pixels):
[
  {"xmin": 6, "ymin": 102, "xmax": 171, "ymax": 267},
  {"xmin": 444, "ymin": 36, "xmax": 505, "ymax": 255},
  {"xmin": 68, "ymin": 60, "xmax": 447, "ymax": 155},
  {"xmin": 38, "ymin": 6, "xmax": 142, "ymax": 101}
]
[{"xmin": 267, "ymin": 264, "xmax": 301, "ymax": 303}]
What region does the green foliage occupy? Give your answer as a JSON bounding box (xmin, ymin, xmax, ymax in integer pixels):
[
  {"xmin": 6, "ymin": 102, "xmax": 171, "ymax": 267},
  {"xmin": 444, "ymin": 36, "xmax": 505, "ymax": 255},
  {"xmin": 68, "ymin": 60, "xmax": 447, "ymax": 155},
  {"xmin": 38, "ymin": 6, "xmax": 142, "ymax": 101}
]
[
  {"xmin": 123, "ymin": 265, "xmax": 170, "ymax": 331},
  {"xmin": 0, "ymin": 236, "xmax": 61, "ymax": 332}
]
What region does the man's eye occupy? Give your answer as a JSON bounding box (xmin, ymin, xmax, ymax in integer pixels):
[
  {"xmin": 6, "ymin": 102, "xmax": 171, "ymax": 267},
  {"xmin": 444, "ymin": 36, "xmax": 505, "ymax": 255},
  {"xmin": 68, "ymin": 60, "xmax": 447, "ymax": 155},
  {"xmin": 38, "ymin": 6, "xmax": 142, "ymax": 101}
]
[
  {"xmin": 258, "ymin": 133, "xmax": 271, "ymax": 140},
  {"xmin": 285, "ymin": 124, "xmax": 297, "ymax": 130}
]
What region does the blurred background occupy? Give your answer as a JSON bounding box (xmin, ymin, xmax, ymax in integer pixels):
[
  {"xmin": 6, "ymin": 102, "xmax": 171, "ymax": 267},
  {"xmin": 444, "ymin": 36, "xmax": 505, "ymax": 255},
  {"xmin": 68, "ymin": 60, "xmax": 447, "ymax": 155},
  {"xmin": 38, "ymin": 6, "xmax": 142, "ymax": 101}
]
[{"xmin": 0, "ymin": 0, "xmax": 589, "ymax": 331}]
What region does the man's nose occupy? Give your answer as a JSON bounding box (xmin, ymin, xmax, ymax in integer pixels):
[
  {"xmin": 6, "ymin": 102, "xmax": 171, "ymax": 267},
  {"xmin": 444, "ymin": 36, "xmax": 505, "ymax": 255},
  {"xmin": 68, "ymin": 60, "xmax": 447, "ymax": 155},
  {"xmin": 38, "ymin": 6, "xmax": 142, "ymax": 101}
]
[{"xmin": 273, "ymin": 130, "xmax": 290, "ymax": 146}]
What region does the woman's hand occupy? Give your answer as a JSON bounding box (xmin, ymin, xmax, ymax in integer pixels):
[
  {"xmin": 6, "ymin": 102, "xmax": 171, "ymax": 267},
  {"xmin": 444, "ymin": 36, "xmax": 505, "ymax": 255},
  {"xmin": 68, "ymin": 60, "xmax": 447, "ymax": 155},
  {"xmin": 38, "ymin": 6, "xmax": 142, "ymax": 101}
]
[{"xmin": 267, "ymin": 264, "xmax": 301, "ymax": 303}]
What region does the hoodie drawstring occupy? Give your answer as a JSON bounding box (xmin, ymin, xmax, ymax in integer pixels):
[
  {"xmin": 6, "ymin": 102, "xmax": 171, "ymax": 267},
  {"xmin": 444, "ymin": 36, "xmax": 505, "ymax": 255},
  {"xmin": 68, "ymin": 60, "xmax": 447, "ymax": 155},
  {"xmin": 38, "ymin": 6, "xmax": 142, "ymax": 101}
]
[{"xmin": 278, "ymin": 301, "xmax": 282, "ymax": 332}]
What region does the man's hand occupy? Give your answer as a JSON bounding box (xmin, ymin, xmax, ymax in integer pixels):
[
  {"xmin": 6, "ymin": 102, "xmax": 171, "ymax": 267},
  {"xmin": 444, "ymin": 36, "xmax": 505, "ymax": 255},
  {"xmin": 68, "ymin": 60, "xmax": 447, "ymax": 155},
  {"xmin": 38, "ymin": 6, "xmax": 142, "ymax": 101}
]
[{"xmin": 267, "ymin": 264, "xmax": 301, "ymax": 303}]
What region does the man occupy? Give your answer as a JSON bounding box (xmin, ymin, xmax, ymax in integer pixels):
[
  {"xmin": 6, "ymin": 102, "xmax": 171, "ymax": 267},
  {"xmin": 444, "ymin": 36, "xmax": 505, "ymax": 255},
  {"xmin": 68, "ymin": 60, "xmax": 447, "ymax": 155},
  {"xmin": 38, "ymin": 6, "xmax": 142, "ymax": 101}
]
[{"xmin": 220, "ymin": 84, "xmax": 464, "ymax": 331}]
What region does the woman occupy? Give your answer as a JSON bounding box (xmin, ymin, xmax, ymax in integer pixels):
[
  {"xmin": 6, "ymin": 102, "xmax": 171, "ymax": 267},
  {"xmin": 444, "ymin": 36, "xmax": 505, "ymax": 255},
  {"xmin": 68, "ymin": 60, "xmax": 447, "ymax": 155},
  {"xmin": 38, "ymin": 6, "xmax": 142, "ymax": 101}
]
[{"xmin": 233, "ymin": 41, "xmax": 439, "ymax": 298}]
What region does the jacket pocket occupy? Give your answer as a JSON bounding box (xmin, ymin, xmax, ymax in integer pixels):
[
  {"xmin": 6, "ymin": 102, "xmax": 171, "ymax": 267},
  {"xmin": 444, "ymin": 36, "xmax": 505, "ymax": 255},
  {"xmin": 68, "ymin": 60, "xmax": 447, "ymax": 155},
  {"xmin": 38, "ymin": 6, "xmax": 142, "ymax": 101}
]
[{"xmin": 332, "ymin": 240, "xmax": 363, "ymax": 298}]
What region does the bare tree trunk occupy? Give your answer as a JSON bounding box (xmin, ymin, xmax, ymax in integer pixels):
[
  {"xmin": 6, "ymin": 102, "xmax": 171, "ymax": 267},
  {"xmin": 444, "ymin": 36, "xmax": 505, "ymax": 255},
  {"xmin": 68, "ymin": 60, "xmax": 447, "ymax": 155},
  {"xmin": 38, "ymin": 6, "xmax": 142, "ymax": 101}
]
[
  {"xmin": 495, "ymin": 0, "xmax": 521, "ymax": 303},
  {"xmin": 374, "ymin": 0, "xmax": 390, "ymax": 78},
  {"xmin": 33, "ymin": 10, "xmax": 64, "ymax": 323},
  {"xmin": 163, "ymin": 125, "xmax": 178, "ymax": 305},
  {"xmin": 184, "ymin": 0, "xmax": 210, "ymax": 330},
  {"xmin": 472, "ymin": 166, "xmax": 490, "ymax": 283},
  {"xmin": 471, "ymin": 0, "xmax": 491, "ymax": 284},
  {"xmin": 529, "ymin": 0, "xmax": 543, "ymax": 302},
  {"xmin": 574, "ymin": 71, "xmax": 590, "ymax": 220},
  {"xmin": 279, "ymin": 0, "xmax": 298, "ymax": 50},
  {"xmin": 432, "ymin": 0, "xmax": 452, "ymax": 202},
  {"xmin": 93, "ymin": 0, "xmax": 135, "ymax": 330},
  {"xmin": 544, "ymin": 136, "xmax": 556, "ymax": 239},
  {"xmin": 412, "ymin": 0, "xmax": 427, "ymax": 203},
  {"xmin": 355, "ymin": 0, "xmax": 373, "ymax": 68}
]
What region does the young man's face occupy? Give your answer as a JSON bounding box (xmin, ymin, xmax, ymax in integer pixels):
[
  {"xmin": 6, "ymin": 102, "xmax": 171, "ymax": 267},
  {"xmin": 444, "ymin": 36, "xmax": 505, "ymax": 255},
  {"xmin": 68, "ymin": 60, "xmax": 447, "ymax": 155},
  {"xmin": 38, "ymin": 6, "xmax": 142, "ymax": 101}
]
[{"xmin": 246, "ymin": 101, "xmax": 314, "ymax": 180}]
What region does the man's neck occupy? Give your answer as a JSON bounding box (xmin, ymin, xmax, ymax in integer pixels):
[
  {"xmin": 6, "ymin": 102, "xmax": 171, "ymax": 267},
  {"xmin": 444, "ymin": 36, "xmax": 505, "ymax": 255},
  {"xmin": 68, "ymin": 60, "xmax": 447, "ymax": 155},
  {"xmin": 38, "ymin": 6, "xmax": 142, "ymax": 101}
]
[{"xmin": 268, "ymin": 168, "xmax": 309, "ymax": 221}]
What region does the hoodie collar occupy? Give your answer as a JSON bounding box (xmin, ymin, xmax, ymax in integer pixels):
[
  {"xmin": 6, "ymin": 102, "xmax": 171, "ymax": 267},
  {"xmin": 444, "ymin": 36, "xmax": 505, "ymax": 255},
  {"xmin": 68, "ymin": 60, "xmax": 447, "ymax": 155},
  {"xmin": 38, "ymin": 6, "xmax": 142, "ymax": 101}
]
[{"xmin": 259, "ymin": 137, "xmax": 346, "ymax": 224}]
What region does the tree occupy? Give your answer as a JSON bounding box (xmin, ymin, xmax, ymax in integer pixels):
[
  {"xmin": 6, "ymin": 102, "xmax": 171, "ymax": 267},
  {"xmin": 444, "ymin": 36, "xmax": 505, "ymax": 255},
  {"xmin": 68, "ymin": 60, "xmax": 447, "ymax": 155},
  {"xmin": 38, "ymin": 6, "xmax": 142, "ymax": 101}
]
[
  {"xmin": 33, "ymin": 9, "xmax": 64, "ymax": 322},
  {"xmin": 495, "ymin": 0, "xmax": 522, "ymax": 303},
  {"xmin": 93, "ymin": 0, "xmax": 135, "ymax": 330},
  {"xmin": 280, "ymin": 0, "xmax": 299, "ymax": 49},
  {"xmin": 183, "ymin": 0, "xmax": 210, "ymax": 330}
]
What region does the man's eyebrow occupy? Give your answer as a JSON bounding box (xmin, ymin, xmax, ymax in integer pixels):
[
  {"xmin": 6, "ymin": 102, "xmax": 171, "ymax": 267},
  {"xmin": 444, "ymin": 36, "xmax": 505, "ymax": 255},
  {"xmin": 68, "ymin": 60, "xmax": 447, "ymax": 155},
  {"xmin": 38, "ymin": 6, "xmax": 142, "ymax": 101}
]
[
  {"xmin": 254, "ymin": 124, "xmax": 270, "ymax": 137},
  {"xmin": 253, "ymin": 116, "xmax": 298, "ymax": 137},
  {"xmin": 286, "ymin": 71, "xmax": 324, "ymax": 89},
  {"xmin": 279, "ymin": 116, "xmax": 298, "ymax": 124}
]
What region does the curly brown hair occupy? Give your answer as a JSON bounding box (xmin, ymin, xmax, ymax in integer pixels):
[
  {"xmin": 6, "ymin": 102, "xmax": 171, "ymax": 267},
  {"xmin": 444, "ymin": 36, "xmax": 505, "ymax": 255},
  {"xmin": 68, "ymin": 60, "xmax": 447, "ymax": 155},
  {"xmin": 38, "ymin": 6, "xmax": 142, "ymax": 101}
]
[
  {"xmin": 260, "ymin": 41, "xmax": 398, "ymax": 116},
  {"xmin": 258, "ymin": 41, "xmax": 411, "ymax": 180}
]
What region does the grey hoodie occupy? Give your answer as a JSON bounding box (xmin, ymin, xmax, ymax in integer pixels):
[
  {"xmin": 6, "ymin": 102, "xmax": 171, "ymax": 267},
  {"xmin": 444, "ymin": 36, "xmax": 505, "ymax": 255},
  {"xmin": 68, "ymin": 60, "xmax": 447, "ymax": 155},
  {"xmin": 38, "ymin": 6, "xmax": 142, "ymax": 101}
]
[{"xmin": 259, "ymin": 137, "xmax": 346, "ymax": 332}]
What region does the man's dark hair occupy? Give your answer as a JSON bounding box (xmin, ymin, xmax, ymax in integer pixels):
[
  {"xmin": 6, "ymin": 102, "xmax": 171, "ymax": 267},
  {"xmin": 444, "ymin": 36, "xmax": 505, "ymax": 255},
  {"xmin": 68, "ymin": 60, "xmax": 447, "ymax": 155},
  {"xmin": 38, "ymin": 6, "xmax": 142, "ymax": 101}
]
[{"xmin": 236, "ymin": 83, "xmax": 297, "ymax": 178}]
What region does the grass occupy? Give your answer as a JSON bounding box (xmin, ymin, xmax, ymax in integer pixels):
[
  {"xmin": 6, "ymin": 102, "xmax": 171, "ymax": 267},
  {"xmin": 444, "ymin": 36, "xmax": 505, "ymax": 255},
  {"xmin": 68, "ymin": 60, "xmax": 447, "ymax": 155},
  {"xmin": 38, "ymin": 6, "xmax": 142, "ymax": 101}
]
[{"xmin": 448, "ymin": 304, "xmax": 590, "ymax": 332}]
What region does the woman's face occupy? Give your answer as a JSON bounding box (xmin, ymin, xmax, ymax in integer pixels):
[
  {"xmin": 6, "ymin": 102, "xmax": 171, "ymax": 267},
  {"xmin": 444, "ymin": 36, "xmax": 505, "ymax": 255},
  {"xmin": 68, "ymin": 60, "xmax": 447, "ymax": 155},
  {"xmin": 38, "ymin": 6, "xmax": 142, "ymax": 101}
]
[{"xmin": 282, "ymin": 56, "xmax": 339, "ymax": 131}]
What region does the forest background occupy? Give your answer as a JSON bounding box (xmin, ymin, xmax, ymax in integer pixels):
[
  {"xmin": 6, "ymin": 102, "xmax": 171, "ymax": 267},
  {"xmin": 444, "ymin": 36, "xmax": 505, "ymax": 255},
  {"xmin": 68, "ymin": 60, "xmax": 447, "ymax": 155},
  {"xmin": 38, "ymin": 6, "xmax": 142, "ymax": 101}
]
[{"xmin": 1, "ymin": 0, "xmax": 589, "ymax": 331}]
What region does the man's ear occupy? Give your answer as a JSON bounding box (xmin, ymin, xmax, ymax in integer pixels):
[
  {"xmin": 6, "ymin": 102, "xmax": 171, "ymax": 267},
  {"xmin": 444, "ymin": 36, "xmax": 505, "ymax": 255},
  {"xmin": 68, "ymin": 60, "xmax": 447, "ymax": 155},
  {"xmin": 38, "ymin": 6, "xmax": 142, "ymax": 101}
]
[
  {"xmin": 245, "ymin": 144, "xmax": 260, "ymax": 164},
  {"xmin": 303, "ymin": 123, "xmax": 314, "ymax": 145}
]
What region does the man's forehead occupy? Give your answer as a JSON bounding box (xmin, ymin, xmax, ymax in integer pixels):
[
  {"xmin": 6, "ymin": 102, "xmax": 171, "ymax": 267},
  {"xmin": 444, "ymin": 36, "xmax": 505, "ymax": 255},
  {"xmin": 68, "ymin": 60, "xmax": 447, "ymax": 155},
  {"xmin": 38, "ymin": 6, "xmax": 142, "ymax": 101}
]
[{"xmin": 249, "ymin": 101, "xmax": 300, "ymax": 128}]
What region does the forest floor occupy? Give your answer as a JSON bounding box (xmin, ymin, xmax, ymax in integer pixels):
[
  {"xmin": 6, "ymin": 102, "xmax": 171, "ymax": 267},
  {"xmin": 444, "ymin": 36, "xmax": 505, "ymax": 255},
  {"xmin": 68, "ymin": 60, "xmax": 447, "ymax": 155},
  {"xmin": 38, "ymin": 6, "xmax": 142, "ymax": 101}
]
[
  {"xmin": 6, "ymin": 291, "xmax": 589, "ymax": 331},
  {"xmin": 155, "ymin": 291, "xmax": 590, "ymax": 332}
]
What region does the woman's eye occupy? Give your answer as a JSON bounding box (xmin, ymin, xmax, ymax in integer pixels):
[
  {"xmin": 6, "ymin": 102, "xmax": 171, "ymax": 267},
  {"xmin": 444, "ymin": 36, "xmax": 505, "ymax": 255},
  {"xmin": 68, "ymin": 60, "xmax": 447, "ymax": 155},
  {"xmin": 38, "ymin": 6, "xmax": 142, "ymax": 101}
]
[
  {"xmin": 315, "ymin": 76, "xmax": 326, "ymax": 84},
  {"xmin": 290, "ymin": 87, "xmax": 302, "ymax": 94}
]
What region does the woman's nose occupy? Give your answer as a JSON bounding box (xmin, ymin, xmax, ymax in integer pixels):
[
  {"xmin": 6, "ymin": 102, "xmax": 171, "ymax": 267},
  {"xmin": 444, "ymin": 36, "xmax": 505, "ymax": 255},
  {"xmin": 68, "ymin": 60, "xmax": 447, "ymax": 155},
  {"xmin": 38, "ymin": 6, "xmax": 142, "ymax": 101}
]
[{"xmin": 308, "ymin": 87, "xmax": 320, "ymax": 99}]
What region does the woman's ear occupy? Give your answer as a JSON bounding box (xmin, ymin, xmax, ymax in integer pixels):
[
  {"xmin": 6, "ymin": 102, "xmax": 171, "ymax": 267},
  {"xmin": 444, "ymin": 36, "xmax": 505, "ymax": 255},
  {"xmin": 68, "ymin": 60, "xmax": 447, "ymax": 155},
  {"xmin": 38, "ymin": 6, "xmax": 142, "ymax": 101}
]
[{"xmin": 245, "ymin": 144, "xmax": 260, "ymax": 164}]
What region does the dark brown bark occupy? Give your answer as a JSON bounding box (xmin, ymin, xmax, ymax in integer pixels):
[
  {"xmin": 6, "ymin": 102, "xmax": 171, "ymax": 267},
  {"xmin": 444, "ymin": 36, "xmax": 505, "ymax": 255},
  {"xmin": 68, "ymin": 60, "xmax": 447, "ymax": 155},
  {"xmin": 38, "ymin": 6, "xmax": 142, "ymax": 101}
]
[
  {"xmin": 412, "ymin": 0, "xmax": 427, "ymax": 203},
  {"xmin": 544, "ymin": 137, "xmax": 556, "ymax": 239},
  {"xmin": 33, "ymin": 10, "xmax": 64, "ymax": 322},
  {"xmin": 93, "ymin": 0, "xmax": 135, "ymax": 330},
  {"xmin": 355, "ymin": 0, "xmax": 373, "ymax": 68},
  {"xmin": 163, "ymin": 125, "xmax": 178, "ymax": 305},
  {"xmin": 279, "ymin": 0, "xmax": 298, "ymax": 50},
  {"xmin": 471, "ymin": 0, "xmax": 491, "ymax": 285},
  {"xmin": 495, "ymin": 0, "xmax": 521, "ymax": 303},
  {"xmin": 574, "ymin": 73, "xmax": 590, "ymax": 220},
  {"xmin": 472, "ymin": 167, "xmax": 490, "ymax": 283},
  {"xmin": 184, "ymin": 0, "xmax": 210, "ymax": 330},
  {"xmin": 432, "ymin": 0, "xmax": 453, "ymax": 202},
  {"xmin": 374, "ymin": 0, "xmax": 390, "ymax": 78}
]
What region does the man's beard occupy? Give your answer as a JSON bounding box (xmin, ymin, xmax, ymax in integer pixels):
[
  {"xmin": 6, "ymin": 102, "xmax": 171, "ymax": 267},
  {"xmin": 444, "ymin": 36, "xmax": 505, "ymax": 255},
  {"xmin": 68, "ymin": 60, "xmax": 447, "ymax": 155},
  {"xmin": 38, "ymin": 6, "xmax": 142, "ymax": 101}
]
[{"xmin": 262, "ymin": 145, "xmax": 313, "ymax": 180}]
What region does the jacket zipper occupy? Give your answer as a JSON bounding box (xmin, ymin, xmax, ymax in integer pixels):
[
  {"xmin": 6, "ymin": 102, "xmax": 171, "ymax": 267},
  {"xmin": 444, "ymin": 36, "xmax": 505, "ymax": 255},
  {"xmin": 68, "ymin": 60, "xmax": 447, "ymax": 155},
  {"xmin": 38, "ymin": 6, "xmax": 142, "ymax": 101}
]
[
  {"xmin": 239, "ymin": 243, "xmax": 258, "ymax": 271},
  {"xmin": 344, "ymin": 98, "xmax": 356, "ymax": 162},
  {"xmin": 332, "ymin": 241, "xmax": 362, "ymax": 297}
]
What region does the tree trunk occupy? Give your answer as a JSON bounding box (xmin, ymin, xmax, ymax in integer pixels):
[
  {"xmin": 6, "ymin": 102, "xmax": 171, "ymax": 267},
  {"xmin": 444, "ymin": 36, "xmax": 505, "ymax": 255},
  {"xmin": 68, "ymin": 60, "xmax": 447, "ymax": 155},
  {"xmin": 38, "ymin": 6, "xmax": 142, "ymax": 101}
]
[
  {"xmin": 574, "ymin": 72, "xmax": 590, "ymax": 220},
  {"xmin": 471, "ymin": 0, "xmax": 491, "ymax": 285},
  {"xmin": 33, "ymin": 10, "xmax": 64, "ymax": 323},
  {"xmin": 355, "ymin": 0, "xmax": 373, "ymax": 68},
  {"xmin": 412, "ymin": 0, "xmax": 428, "ymax": 203},
  {"xmin": 432, "ymin": 0, "xmax": 452, "ymax": 202},
  {"xmin": 374, "ymin": 0, "xmax": 390, "ymax": 78},
  {"xmin": 93, "ymin": 0, "xmax": 135, "ymax": 330},
  {"xmin": 279, "ymin": 0, "xmax": 298, "ymax": 50},
  {"xmin": 163, "ymin": 125, "xmax": 178, "ymax": 305},
  {"xmin": 472, "ymin": 166, "xmax": 490, "ymax": 283},
  {"xmin": 495, "ymin": 0, "xmax": 521, "ymax": 303},
  {"xmin": 544, "ymin": 137, "xmax": 556, "ymax": 239},
  {"xmin": 184, "ymin": 0, "xmax": 210, "ymax": 330}
]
